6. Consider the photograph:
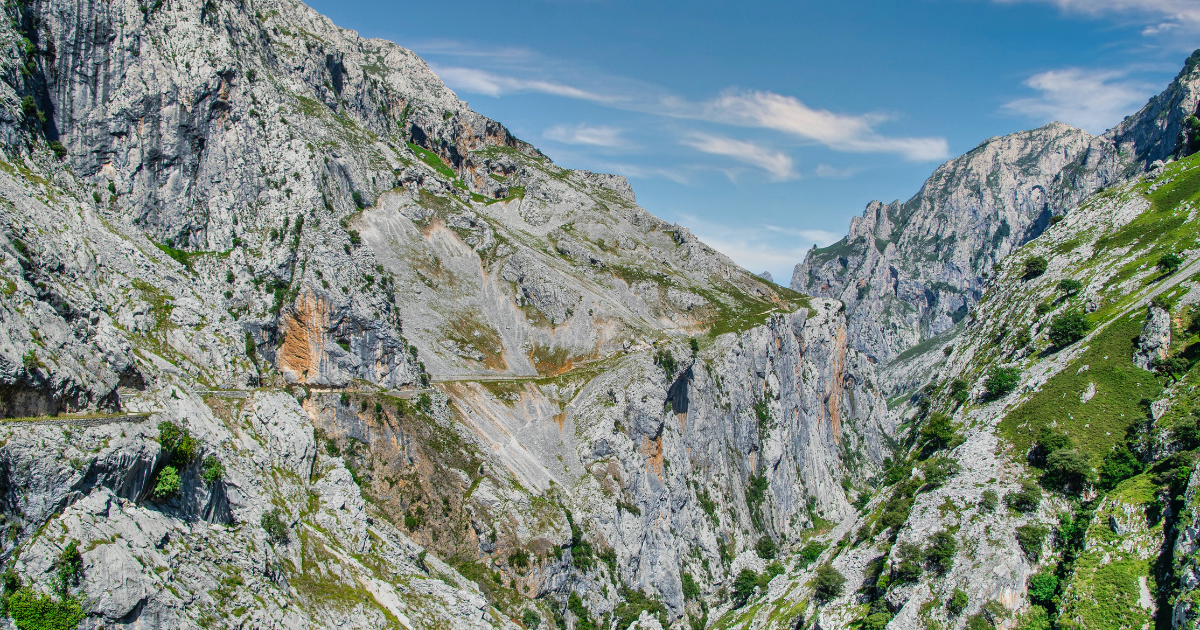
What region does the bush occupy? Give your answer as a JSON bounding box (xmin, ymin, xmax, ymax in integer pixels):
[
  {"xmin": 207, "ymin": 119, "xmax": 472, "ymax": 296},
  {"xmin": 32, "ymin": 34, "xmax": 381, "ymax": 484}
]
[
  {"xmin": 984, "ymin": 367, "xmax": 1020, "ymax": 400},
  {"xmin": 893, "ymin": 542, "xmax": 923, "ymax": 583},
  {"xmin": 922, "ymin": 457, "xmax": 961, "ymax": 488},
  {"xmin": 200, "ymin": 456, "xmax": 224, "ymax": 485},
  {"xmin": 965, "ymin": 612, "xmax": 993, "ymax": 630},
  {"xmin": 1151, "ymin": 355, "xmax": 1191, "ymax": 380},
  {"xmin": 1005, "ymin": 481, "xmax": 1042, "ymax": 513},
  {"xmin": 732, "ymin": 569, "xmax": 759, "ymax": 607},
  {"xmin": 755, "ymin": 536, "xmax": 777, "ymax": 560},
  {"xmin": 925, "ymin": 531, "xmax": 957, "ymax": 575},
  {"xmin": 919, "ymin": 413, "xmax": 963, "ymax": 455},
  {"xmin": 863, "ymin": 612, "xmax": 893, "ymax": 630},
  {"xmin": 1099, "ymin": 446, "xmax": 1141, "ymax": 490},
  {"xmin": 681, "ymin": 572, "xmax": 700, "ymax": 600},
  {"xmin": 157, "ymin": 421, "xmax": 197, "ymax": 464},
  {"xmin": 949, "ymin": 379, "xmax": 970, "ymax": 405},
  {"xmin": 1047, "ymin": 310, "xmax": 1090, "ymax": 347},
  {"xmin": 1022, "ymin": 257, "xmax": 1048, "ymax": 280},
  {"xmin": 798, "ymin": 541, "xmax": 827, "ymax": 568},
  {"xmin": 811, "ymin": 564, "xmax": 845, "ymax": 603},
  {"xmin": 948, "ymin": 588, "xmax": 968, "ymax": 615},
  {"xmin": 262, "ymin": 509, "xmax": 289, "ymax": 545},
  {"xmin": 7, "ymin": 588, "xmax": 85, "ymax": 630},
  {"xmin": 1035, "ymin": 301, "xmax": 1052, "ymax": 316},
  {"xmin": 1158, "ymin": 253, "xmax": 1183, "ymax": 275},
  {"xmin": 1027, "ymin": 570, "xmax": 1058, "ymax": 605},
  {"xmin": 1056, "ymin": 279, "xmax": 1083, "ymax": 295},
  {"xmin": 48, "ymin": 141, "xmax": 66, "ymax": 160},
  {"xmin": 1032, "ymin": 426, "xmax": 1074, "ymax": 465},
  {"xmin": 1015, "ymin": 524, "xmax": 1049, "ymax": 561},
  {"xmin": 508, "ymin": 550, "xmax": 529, "ymax": 569},
  {"xmin": 654, "ymin": 349, "xmax": 677, "ymax": 375},
  {"xmin": 521, "ymin": 610, "xmax": 540, "ymax": 629},
  {"xmin": 152, "ymin": 466, "xmax": 180, "ymax": 500},
  {"xmin": 1014, "ymin": 605, "xmax": 1051, "ymax": 630},
  {"xmin": 53, "ymin": 541, "xmax": 82, "ymax": 596},
  {"xmin": 979, "ymin": 489, "xmax": 998, "ymax": 512},
  {"xmin": 1042, "ymin": 449, "xmax": 1093, "ymax": 492}
]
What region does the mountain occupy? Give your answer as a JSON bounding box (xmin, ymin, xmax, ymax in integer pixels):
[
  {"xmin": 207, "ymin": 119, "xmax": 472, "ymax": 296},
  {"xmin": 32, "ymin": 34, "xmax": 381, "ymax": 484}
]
[
  {"xmin": 792, "ymin": 53, "xmax": 1200, "ymax": 394},
  {"xmin": 0, "ymin": 0, "xmax": 892, "ymax": 628}
]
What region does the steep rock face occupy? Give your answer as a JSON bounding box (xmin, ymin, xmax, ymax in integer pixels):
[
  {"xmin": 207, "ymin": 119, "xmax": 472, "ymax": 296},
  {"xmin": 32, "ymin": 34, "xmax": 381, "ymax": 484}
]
[{"xmin": 792, "ymin": 57, "xmax": 1200, "ymax": 385}]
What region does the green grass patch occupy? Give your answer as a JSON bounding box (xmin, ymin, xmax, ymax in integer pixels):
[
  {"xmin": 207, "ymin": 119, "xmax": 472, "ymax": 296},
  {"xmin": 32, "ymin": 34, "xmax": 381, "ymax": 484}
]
[
  {"xmin": 998, "ymin": 314, "xmax": 1160, "ymax": 465},
  {"xmin": 407, "ymin": 142, "xmax": 456, "ymax": 180}
]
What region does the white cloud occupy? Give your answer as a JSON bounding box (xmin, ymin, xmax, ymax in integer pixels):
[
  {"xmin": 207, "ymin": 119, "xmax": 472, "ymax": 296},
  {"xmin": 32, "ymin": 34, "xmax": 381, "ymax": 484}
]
[
  {"xmin": 680, "ymin": 134, "xmax": 796, "ymax": 180},
  {"xmin": 764, "ymin": 225, "xmax": 841, "ymax": 245},
  {"xmin": 431, "ymin": 65, "xmax": 622, "ymax": 102},
  {"xmin": 543, "ymin": 124, "xmax": 626, "ymax": 147},
  {"xmin": 701, "ymin": 90, "xmax": 950, "ymax": 162},
  {"xmin": 994, "ymin": 0, "xmax": 1200, "ymax": 31},
  {"xmin": 814, "ymin": 164, "xmax": 863, "ymax": 179},
  {"xmin": 1002, "ymin": 68, "xmax": 1154, "ymax": 133}
]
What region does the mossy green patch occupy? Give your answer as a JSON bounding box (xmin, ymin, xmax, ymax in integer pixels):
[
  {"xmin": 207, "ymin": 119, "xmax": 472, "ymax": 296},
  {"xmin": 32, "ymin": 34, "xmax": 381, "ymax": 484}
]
[{"xmin": 999, "ymin": 314, "xmax": 1160, "ymax": 465}]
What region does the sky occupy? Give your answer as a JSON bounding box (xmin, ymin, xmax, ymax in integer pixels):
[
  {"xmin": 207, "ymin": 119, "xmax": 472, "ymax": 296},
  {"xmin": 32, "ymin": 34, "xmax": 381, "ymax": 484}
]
[{"xmin": 305, "ymin": 0, "xmax": 1200, "ymax": 283}]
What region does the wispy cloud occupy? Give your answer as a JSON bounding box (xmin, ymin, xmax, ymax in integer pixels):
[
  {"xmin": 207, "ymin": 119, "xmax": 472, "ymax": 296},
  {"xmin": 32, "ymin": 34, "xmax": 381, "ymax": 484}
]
[
  {"xmin": 994, "ymin": 0, "xmax": 1200, "ymax": 32},
  {"xmin": 1002, "ymin": 67, "xmax": 1155, "ymax": 133},
  {"xmin": 702, "ymin": 90, "xmax": 949, "ymax": 162},
  {"xmin": 681, "ymin": 134, "xmax": 796, "ymax": 180},
  {"xmin": 764, "ymin": 225, "xmax": 842, "ymax": 244},
  {"xmin": 543, "ymin": 124, "xmax": 626, "ymax": 147},
  {"xmin": 814, "ymin": 164, "xmax": 863, "ymax": 179},
  {"xmin": 430, "ymin": 65, "xmax": 623, "ymax": 102}
]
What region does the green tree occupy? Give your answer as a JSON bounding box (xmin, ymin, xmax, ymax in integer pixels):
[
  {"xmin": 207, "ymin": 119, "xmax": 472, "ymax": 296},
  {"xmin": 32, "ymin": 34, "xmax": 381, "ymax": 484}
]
[
  {"xmin": 1005, "ymin": 481, "xmax": 1042, "ymax": 513},
  {"xmin": 979, "ymin": 490, "xmax": 998, "ymax": 512},
  {"xmin": 1158, "ymin": 253, "xmax": 1183, "ymax": 275},
  {"xmin": 1027, "ymin": 570, "xmax": 1058, "ymax": 605},
  {"xmin": 262, "ymin": 509, "xmax": 289, "ymax": 545},
  {"xmin": 1152, "ymin": 355, "xmax": 1191, "ymax": 381},
  {"xmin": 1099, "ymin": 446, "xmax": 1142, "ymax": 490},
  {"xmin": 893, "ymin": 542, "xmax": 924, "ymax": 583},
  {"xmin": 1015, "ymin": 524, "xmax": 1049, "ymax": 561},
  {"xmin": 1042, "ymin": 449, "xmax": 1093, "ymax": 492},
  {"xmin": 1014, "ymin": 605, "xmax": 1051, "ymax": 630},
  {"xmin": 984, "ymin": 367, "xmax": 1021, "ymax": 400},
  {"xmin": 919, "ymin": 413, "xmax": 962, "ymax": 456},
  {"xmin": 681, "ymin": 572, "xmax": 701, "ymax": 599},
  {"xmin": 1047, "ymin": 310, "xmax": 1090, "ymax": 347},
  {"xmin": 1056, "ymin": 279, "xmax": 1083, "ymax": 295},
  {"xmin": 7, "ymin": 588, "xmax": 85, "ymax": 630},
  {"xmin": 811, "ymin": 564, "xmax": 845, "ymax": 603},
  {"xmin": 1022, "ymin": 256, "xmax": 1049, "ymax": 280},
  {"xmin": 949, "ymin": 378, "xmax": 970, "ymax": 405},
  {"xmin": 925, "ymin": 531, "xmax": 957, "ymax": 575},
  {"xmin": 201, "ymin": 456, "xmax": 224, "ymax": 485},
  {"xmin": 521, "ymin": 610, "xmax": 540, "ymax": 629},
  {"xmin": 732, "ymin": 569, "xmax": 759, "ymax": 607}
]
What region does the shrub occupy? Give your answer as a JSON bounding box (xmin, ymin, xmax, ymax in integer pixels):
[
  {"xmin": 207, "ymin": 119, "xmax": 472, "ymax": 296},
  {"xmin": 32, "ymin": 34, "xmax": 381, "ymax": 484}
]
[
  {"xmin": 1005, "ymin": 481, "xmax": 1042, "ymax": 513},
  {"xmin": 53, "ymin": 541, "xmax": 82, "ymax": 596},
  {"xmin": 925, "ymin": 531, "xmax": 957, "ymax": 575},
  {"xmin": 1032, "ymin": 426, "xmax": 1074, "ymax": 465},
  {"xmin": 1047, "ymin": 310, "xmax": 1090, "ymax": 347},
  {"xmin": 681, "ymin": 572, "xmax": 700, "ymax": 599},
  {"xmin": 755, "ymin": 536, "xmax": 777, "ymax": 560},
  {"xmin": 893, "ymin": 542, "xmax": 923, "ymax": 583},
  {"xmin": 1099, "ymin": 446, "xmax": 1141, "ymax": 490},
  {"xmin": 48, "ymin": 141, "xmax": 66, "ymax": 160},
  {"xmin": 984, "ymin": 367, "xmax": 1020, "ymax": 400},
  {"xmin": 948, "ymin": 588, "xmax": 968, "ymax": 615},
  {"xmin": 1034, "ymin": 300, "xmax": 1052, "ymax": 316},
  {"xmin": 979, "ymin": 489, "xmax": 998, "ymax": 512},
  {"xmin": 521, "ymin": 610, "xmax": 540, "ymax": 629},
  {"xmin": 922, "ymin": 457, "xmax": 961, "ymax": 488},
  {"xmin": 965, "ymin": 612, "xmax": 993, "ymax": 630},
  {"xmin": 1056, "ymin": 279, "xmax": 1083, "ymax": 295},
  {"xmin": 1042, "ymin": 449, "xmax": 1093, "ymax": 492},
  {"xmin": 7, "ymin": 587, "xmax": 85, "ymax": 630},
  {"xmin": 157, "ymin": 421, "xmax": 197, "ymax": 464},
  {"xmin": 1157, "ymin": 253, "xmax": 1183, "ymax": 275},
  {"xmin": 732, "ymin": 569, "xmax": 759, "ymax": 607},
  {"xmin": 863, "ymin": 612, "xmax": 893, "ymax": 630},
  {"xmin": 1015, "ymin": 524, "xmax": 1049, "ymax": 561},
  {"xmin": 261, "ymin": 509, "xmax": 289, "ymax": 545},
  {"xmin": 798, "ymin": 541, "xmax": 827, "ymax": 568},
  {"xmin": 152, "ymin": 466, "xmax": 180, "ymax": 500},
  {"xmin": 919, "ymin": 413, "xmax": 963, "ymax": 455},
  {"xmin": 654, "ymin": 349, "xmax": 677, "ymax": 376},
  {"xmin": 949, "ymin": 379, "xmax": 970, "ymax": 404},
  {"xmin": 1151, "ymin": 355, "xmax": 1191, "ymax": 380},
  {"xmin": 1027, "ymin": 570, "xmax": 1058, "ymax": 605},
  {"xmin": 200, "ymin": 456, "xmax": 224, "ymax": 485},
  {"xmin": 508, "ymin": 549, "xmax": 530, "ymax": 569},
  {"xmin": 811, "ymin": 564, "xmax": 845, "ymax": 603},
  {"xmin": 1014, "ymin": 605, "xmax": 1051, "ymax": 630},
  {"xmin": 1013, "ymin": 327, "xmax": 1033, "ymax": 348},
  {"xmin": 1022, "ymin": 257, "xmax": 1048, "ymax": 280}
]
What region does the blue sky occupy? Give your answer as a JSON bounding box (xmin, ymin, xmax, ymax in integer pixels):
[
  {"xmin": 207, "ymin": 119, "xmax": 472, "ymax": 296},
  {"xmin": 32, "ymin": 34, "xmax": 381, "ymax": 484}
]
[{"xmin": 306, "ymin": 0, "xmax": 1200, "ymax": 282}]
